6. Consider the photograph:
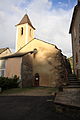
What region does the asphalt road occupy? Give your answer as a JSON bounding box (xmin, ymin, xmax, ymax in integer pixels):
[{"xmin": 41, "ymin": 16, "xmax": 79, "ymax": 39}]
[{"xmin": 0, "ymin": 96, "xmax": 80, "ymax": 120}]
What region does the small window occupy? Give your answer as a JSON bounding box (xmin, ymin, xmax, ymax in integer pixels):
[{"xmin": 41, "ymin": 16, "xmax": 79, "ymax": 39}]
[{"xmin": 21, "ymin": 27, "xmax": 23, "ymax": 35}]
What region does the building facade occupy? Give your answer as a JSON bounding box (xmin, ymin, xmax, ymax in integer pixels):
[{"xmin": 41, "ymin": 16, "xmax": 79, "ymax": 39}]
[{"xmin": 69, "ymin": 0, "xmax": 80, "ymax": 79}]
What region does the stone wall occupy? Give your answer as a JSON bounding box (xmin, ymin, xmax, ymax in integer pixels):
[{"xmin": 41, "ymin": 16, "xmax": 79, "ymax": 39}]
[{"xmin": 21, "ymin": 54, "xmax": 33, "ymax": 87}]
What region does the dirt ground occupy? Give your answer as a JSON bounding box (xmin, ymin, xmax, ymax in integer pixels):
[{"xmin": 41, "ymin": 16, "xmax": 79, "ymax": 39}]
[{"xmin": 0, "ymin": 88, "xmax": 80, "ymax": 120}]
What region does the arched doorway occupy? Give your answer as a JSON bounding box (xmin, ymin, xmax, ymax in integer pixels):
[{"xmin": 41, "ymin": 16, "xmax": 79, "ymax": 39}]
[{"xmin": 34, "ymin": 73, "xmax": 39, "ymax": 87}]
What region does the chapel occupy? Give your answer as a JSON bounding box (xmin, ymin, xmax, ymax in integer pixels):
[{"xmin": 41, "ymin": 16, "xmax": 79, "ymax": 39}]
[{"xmin": 0, "ymin": 14, "xmax": 69, "ymax": 87}]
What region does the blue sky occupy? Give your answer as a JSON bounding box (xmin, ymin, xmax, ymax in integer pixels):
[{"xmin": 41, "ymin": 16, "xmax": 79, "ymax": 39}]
[
  {"xmin": 49, "ymin": 0, "xmax": 76, "ymax": 8},
  {"xmin": 0, "ymin": 0, "xmax": 78, "ymax": 57},
  {"xmin": 17, "ymin": 0, "xmax": 77, "ymax": 10}
]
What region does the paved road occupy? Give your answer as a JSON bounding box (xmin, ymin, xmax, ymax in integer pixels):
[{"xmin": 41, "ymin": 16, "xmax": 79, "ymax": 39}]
[{"xmin": 0, "ymin": 96, "xmax": 80, "ymax": 120}]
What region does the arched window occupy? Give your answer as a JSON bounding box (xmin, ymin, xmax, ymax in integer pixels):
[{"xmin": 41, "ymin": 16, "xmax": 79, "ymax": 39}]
[{"xmin": 21, "ymin": 27, "xmax": 23, "ymax": 35}]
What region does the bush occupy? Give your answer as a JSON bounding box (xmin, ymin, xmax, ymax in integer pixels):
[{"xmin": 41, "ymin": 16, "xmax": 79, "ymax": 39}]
[{"xmin": 0, "ymin": 75, "xmax": 19, "ymax": 90}]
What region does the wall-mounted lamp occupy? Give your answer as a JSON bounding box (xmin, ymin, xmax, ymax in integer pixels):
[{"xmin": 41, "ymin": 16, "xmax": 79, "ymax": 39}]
[{"xmin": 33, "ymin": 48, "xmax": 38, "ymax": 54}]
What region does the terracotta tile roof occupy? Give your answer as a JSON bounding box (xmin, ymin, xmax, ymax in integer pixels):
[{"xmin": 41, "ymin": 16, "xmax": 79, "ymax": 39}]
[
  {"xmin": 69, "ymin": 2, "xmax": 80, "ymax": 33},
  {"xmin": 16, "ymin": 14, "xmax": 35, "ymax": 30},
  {"xmin": 0, "ymin": 48, "xmax": 10, "ymax": 54}
]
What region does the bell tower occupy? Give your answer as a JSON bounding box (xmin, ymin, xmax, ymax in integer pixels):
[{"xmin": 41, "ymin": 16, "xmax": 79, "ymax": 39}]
[{"xmin": 16, "ymin": 14, "xmax": 35, "ymax": 51}]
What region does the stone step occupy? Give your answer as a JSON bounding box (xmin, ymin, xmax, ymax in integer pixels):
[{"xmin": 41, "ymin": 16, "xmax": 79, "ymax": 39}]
[
  {"xmin": 63, "ymin": 87, "xmax": 80, "ymax": 92},
  {"xmin": 69, "ymin": 78, "xmax": 78, "ymax": 80},
  {"xmin": 54, "ymin": 88, "xmax": 80, "ymax": 107},
  {"xmin": 68, "ymin": 79, "xmax": 77, "ymax": 81},
  {"xmin": 68, "ymin": 75, "xmax": 76, "ymax": 77},
  {"xmin": 68, "ymin": 83, "xmax": 80, "ymax": 85},
  {"xmin": 68, "ymin": 77, "xmax": 77, "ymax": 79},
  {"xmin": 69, "ymin": 81, "xmax": 80, "ymax": 83},
  {"xmin": 69, "ymin": 79, "xmax": 78, "ymax": 82},
  {"xmin": 64, "ymin": 85, "xmax": 80, "ymax": 88},
  {"xmin": 68, "ymin": 75, "xmax": 77, "ymax": 79},
  {"xmin": 68, "ymin": 76, "xmax": 77, "ymax": 78},
  {"xmin": 68, "ymin": 74, "xmax": 76, "ymax": 77},
  {"xmin": 69, "ymin": 80, "xmax": 80, "ymax": 82}
]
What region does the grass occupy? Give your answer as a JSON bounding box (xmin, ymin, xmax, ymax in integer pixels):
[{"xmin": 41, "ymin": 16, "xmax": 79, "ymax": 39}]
[{"xmin": 0, "ymin": 87, "xmax": 58, "ymax": 95}]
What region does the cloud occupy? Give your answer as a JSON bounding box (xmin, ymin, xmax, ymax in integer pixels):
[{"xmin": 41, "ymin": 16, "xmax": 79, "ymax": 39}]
[
  {"xmin": 58, "ymin": 2, "xmax": 68, "ymax": 8},
  {"xmin": 0, "ymin": 0, "xmax": 74, "ymax": 57}
]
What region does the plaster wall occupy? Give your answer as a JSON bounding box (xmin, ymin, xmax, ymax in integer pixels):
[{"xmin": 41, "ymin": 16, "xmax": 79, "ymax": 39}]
[
  {"xmin": 5, "ymin": 57, "xmax": 22, "ymax": 78},
  {"xmin": 21, "ymin": 39, "xmax": 67, "ymax": 87},
  {"xmin": 16, "ymin": 23, "xmax": 34, "ymax": 51}
]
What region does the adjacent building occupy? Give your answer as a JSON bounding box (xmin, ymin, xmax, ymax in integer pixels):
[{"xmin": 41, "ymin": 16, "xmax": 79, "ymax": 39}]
[
  {"xmin": 0, "ymin": 48, "xmax": 11, "ymax": 77},
  {"xmin": 69, "ymin": 0, "xmax": 80, "ymax": 79}
]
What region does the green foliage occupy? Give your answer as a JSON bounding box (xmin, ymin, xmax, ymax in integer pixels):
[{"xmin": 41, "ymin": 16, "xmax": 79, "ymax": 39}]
[{"xmin": 0, "ymin": 75, "xmax": 19, "ymax": 90}]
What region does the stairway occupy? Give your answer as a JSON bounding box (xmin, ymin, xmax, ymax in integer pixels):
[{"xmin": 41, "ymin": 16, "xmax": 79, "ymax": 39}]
[
  {"xmin": 65, "ymin": 74, "xmax": 80, "ymax": 88},
  {"xmin": 54, "ymin": 74, "xmax": 80, "ymax": 107}
]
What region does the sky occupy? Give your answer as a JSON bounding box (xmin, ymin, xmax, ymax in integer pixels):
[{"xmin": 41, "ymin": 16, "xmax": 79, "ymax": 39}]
[{"xmin": 0, "ymin": 0, "xmax": 77, "ymax": 57}]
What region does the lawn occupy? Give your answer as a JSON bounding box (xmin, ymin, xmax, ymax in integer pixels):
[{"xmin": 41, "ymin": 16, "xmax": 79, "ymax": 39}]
[{"xmin": 0, "ymin": 87, "xmax": 58, "ymax": 96}]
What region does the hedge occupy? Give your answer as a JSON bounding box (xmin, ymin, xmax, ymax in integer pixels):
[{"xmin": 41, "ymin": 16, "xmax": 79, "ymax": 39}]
[{"xmin": 0, "ymin": 75, "xmax": 19, "ymax": 90}]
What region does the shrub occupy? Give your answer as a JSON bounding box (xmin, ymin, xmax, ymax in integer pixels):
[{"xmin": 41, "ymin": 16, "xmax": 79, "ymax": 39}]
[{"xmin": 0, "ymin": 75, "xmax": 19, "ymax": 90}]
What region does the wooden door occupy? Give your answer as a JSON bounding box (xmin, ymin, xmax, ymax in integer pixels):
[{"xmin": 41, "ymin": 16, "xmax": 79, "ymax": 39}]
[{"xmin": 34, "ymin": 73, "xmax": 39, "ymax": 87}]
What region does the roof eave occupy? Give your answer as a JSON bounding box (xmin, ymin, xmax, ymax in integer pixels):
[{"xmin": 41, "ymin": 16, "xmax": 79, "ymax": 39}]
[
  {"xmin": 0, "ymin": 51, "xmax": 34, "ymax": 59},
  {"xmin": 15, "ymin": 23, "xmax": 36, "ymax": 30}
]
